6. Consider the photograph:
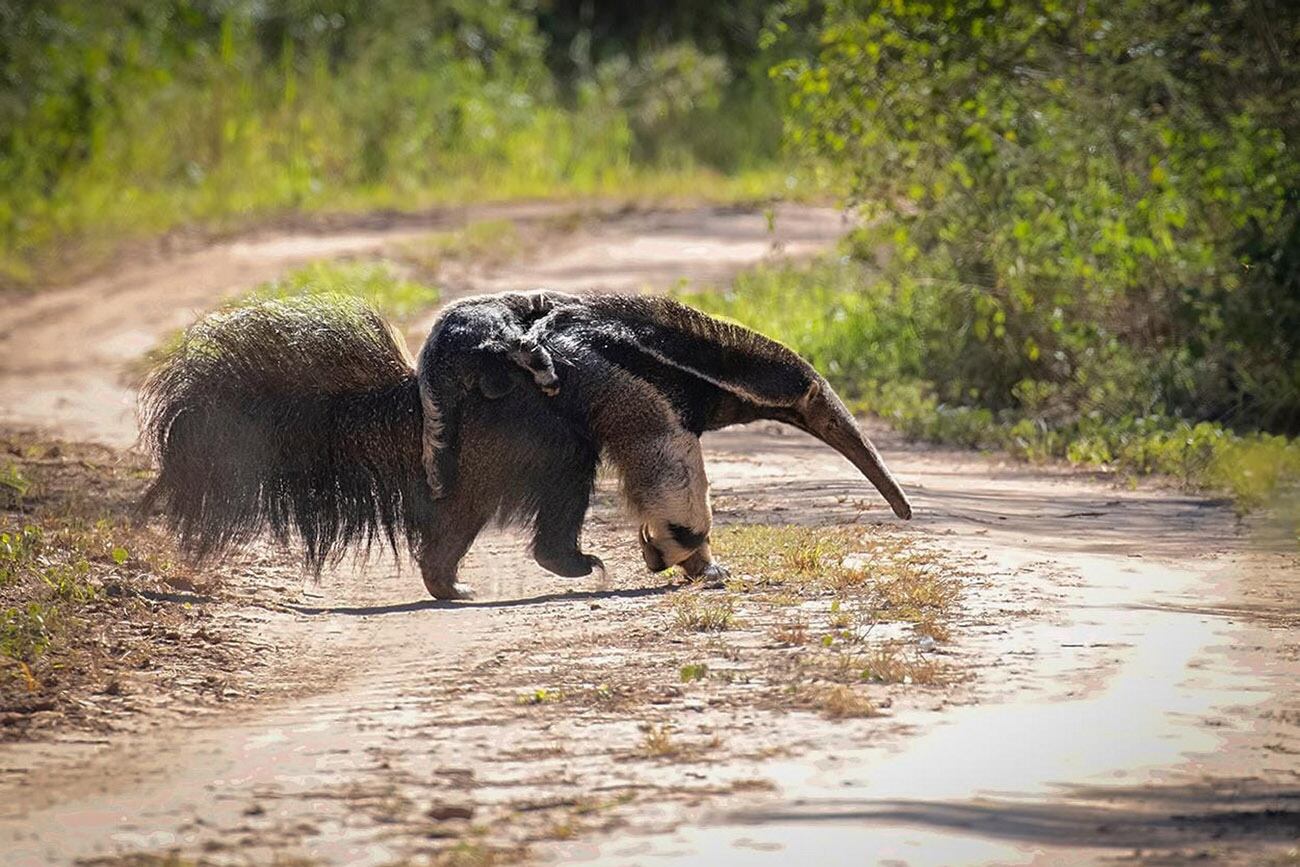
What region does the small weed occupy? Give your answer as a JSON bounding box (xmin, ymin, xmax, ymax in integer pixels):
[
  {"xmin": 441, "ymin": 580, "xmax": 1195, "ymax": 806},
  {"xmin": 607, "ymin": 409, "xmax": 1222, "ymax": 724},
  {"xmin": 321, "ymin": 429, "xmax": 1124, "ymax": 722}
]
[
  {"xmin": 672, "ymin": 593, "xmax": 735, "ymax": 632},
  {"xmin": 913, "ymin": 616, "xmax": 952, "ymax": 644},
  {"xmin": 680, "ymin": 662, "xmax": 709, "ymax": 682},
  {"xmin": 516, "ymin": 688, "xmax": 563, "ymax": 705},
  {"xmin": 782, "ymin": 537, "xmax": 832, "ymax": 575},
  {"xmin": 0, "ymin": 463, "xmax": 30, "ymax": 507},
  {"xmin": 859, "ymin": 646, "xmax": 942, "ymax": 686},
  {"xmin": 41, "ymin": 560, "xmax": 97, "ymax": 603},
  {"xmin": 870, "ymin": 566, "xmax": 960, "ymax": 623},
  {"xmin": 640, "ymin": 723, "xmax": 678, "ymax": 757},
  {"xmin": 828, "ymin": 599, "xmax": 852, "ymax": 629},
  {"xmin": 589, "ymin": 683, "xmax": 618, "ymax": 703},
  {"xmin": 0, "ymin": 603, "xmax": 54, "ymax": 664},
  {"xmin": 771, "ymin": 617, "xmax": 808, "ymax": 645},
  {"xmin": 817, "ymin": 685, "xmax": 881, "ymax": 719},
  {"xmin": 0, "ymin": 525, "xmax": 42, "ymax": 584}
]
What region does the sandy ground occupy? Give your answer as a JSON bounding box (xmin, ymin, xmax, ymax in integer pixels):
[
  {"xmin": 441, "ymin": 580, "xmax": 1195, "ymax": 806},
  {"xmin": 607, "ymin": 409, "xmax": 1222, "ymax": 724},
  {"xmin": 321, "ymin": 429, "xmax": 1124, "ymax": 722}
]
[{"xmin": 0, "ymin": 204, "xmax": 1296, "ymax": 866}]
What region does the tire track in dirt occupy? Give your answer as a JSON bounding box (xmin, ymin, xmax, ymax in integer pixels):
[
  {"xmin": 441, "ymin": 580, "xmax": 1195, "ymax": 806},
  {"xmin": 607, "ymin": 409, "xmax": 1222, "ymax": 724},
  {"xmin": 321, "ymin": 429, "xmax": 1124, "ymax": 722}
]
[{"xmin": 1, "ymin": 204, "xmax": 1297, "ymax": 866}]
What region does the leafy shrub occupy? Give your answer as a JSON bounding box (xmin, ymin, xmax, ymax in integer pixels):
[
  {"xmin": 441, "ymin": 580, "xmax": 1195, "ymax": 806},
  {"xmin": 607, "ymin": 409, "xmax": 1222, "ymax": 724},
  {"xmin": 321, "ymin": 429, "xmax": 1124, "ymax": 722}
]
[
  {"xmin": 775, "ymin": 0, "xmax": 1300, "ymax": 434},
  {"xmin": 0, "ymin": 603, "xmax": 53, "ymax": 664}
]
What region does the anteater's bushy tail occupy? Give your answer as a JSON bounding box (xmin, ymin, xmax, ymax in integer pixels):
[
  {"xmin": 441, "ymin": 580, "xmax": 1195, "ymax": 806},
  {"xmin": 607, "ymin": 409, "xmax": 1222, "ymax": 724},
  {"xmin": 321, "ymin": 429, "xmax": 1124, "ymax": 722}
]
[{"xmin": 139, "ymin": 294, "xmax": 431, "ymax": 569}]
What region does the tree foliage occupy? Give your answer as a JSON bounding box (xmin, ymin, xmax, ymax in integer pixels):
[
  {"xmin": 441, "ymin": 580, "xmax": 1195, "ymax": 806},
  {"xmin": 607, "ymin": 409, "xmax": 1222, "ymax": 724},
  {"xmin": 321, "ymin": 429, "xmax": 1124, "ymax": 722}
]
[{"xmin": 779, "ymin": 0, "xmax": 1300, "ymax": 432}]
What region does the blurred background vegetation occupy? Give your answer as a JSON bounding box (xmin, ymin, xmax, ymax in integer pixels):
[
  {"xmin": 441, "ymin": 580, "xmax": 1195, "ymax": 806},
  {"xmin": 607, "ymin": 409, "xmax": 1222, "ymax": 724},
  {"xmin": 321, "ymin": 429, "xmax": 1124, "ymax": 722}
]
[
  {"xmin": 1, "ymin": 0, "xmax": 1297, "ymax": 509},
  {"xmin": 0, "ymin": 0, "xmax": 805, "ymax": 284}
]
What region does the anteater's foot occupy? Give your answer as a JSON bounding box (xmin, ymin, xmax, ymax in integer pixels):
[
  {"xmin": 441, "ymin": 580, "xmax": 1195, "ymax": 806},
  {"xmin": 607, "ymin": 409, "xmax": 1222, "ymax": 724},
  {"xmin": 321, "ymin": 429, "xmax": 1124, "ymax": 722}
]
[
  {"xmin": 680, "ymin": 550, "xmax": 729, "ymax": 586},
  {"xmin": 534, "ymin": 547, "xmax": 606, "ymax": 579},
  {"xmin": 422, "ymin": 573, "xmax": 475, "ymax": 601}
]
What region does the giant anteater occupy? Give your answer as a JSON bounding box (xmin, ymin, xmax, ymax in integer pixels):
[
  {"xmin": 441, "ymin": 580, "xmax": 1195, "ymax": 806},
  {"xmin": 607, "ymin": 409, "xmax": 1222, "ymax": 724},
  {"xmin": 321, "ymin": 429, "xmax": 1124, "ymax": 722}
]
[{"xmin": 140, "ymin": 290, "xmax": 912, "ymax": 599}]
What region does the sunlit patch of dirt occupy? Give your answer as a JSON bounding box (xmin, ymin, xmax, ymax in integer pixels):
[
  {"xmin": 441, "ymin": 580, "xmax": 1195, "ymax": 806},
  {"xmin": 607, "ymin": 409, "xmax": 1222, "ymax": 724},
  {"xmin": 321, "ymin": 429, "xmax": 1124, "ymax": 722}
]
[
  {"xmin": 0, "ymin": 430, "xmax": 329, "ymax": 743},
  {"xmin": 473, "ymin": 523, "xmax": 975, "ymax": 732},
  {"xmin": 274, "ymin": 519, "xmax": 985, "ymax": 860}
]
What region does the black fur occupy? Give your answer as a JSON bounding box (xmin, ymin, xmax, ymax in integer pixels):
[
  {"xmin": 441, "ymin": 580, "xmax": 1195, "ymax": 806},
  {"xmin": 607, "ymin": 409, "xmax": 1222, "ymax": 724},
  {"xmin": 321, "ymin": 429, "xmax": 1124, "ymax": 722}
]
[
  {"xmin": 523, "ymin": 294, "xmax": 912, "ymax": 520},
  {"xmin": 668, "ymin": 523, "xmax": 709, "ymax": 551},
  {"xmin": 417, "ymin": 291, "xmax": 575, "ymax": 497},
  {"xmin": 140, "ymin": 289, "xmax": 910, "ymax": 598},
  {"xmin": 414, "ymin": 379, "xmax": 600, "ymax": 594}
]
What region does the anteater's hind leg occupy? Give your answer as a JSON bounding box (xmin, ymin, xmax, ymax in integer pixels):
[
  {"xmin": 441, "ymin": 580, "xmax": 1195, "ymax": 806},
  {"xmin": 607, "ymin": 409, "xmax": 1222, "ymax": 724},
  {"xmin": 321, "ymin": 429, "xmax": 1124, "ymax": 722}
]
[
  {"xmin": 531, "ymin": 452, "xmax": 604, "ymax": 578},
  {"xmin": 416, "ymin": 411, "xmax": 507, "ymax": 600},
  {"xmin": 419, "ymin": 389, "xmax": 604, "ymax": 596},
  {"xmin": 417, "ymin": 489, "xmax": 491, "ymax": 600}
]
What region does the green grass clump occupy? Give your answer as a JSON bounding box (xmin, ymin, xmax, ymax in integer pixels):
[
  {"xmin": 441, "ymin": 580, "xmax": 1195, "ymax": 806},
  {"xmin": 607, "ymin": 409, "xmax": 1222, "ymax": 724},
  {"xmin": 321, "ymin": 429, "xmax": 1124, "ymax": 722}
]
[
  {"xmin": 516, "ymin": 687, "xmax": 564, "ymax": 705},
  {"xmin": 394, "ymin": 219, "xmax": 527, "ymax": 277},
  {"xmin": 0, "ymin": 526, "xmax": 42, "ymax": 586},
  {"xmin": 714, "ymin": 525, "xmax": 960, "ymax": 645},
  {"xmin": 0, "ymin": 602, "xmax": 54, "ymax": 666},
  {"xmin": 0, "ymin": 463, "xmax": 30, "ymax": 508},
  {"xmin": 679, "ymin": 663, "xmax": 709, "ymax": 683},
  {"xmin": 253, "ymin": 260, "xmax": 438, "ymax": 322},
  {"xmin": 671, "ymin": 593, "xmax": 735, "ymax": 632},
  {"xmin": 0, "ymin": 520, "xmax": 101, "ymax": 678}
]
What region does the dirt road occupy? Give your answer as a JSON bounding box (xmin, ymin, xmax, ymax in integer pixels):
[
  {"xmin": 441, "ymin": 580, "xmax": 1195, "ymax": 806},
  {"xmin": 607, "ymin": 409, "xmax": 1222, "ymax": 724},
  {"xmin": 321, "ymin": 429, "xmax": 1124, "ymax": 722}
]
[{"xmin": 0, "ymin": 204, "xmax": 1296, "ymax": 865}]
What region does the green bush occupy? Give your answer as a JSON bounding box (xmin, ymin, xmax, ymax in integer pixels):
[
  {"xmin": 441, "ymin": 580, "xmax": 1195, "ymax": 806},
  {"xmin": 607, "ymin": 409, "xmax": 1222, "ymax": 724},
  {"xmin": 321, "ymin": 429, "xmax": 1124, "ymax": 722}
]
[{"xmin": 775, "ymin": 0, "xmax": 1299, "ymax": 434}]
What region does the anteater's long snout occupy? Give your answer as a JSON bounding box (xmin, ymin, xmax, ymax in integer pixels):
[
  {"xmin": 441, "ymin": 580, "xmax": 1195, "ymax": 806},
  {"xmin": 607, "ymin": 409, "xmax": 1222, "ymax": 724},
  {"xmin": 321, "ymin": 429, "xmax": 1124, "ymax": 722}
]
[{"xmin": 801, "ymin": 382, "xmax": 913, "ymax": 520}]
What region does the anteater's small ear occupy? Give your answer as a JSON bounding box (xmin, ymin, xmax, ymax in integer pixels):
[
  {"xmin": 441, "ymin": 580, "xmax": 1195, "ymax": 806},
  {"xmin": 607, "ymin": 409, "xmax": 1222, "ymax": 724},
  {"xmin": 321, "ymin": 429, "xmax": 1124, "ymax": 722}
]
[{"xmin": 478, "ymin": 365, "xmax": 517, "ymax": 399}]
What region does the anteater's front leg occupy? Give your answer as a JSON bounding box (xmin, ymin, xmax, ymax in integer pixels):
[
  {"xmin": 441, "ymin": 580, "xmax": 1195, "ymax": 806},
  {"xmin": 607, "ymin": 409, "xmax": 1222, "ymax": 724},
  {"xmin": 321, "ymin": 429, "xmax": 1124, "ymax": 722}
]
[{"xmin": 622, "ymin": 429, "xmax": 728, "ymax": 583}]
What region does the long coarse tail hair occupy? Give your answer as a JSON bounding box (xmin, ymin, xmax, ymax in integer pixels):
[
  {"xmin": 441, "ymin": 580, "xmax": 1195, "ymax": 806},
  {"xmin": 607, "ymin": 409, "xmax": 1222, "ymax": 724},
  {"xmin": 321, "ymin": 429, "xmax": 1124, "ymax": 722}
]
[{"xmin": 138, "ymin": 294, "xmax": 431, "ymax": 569}]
